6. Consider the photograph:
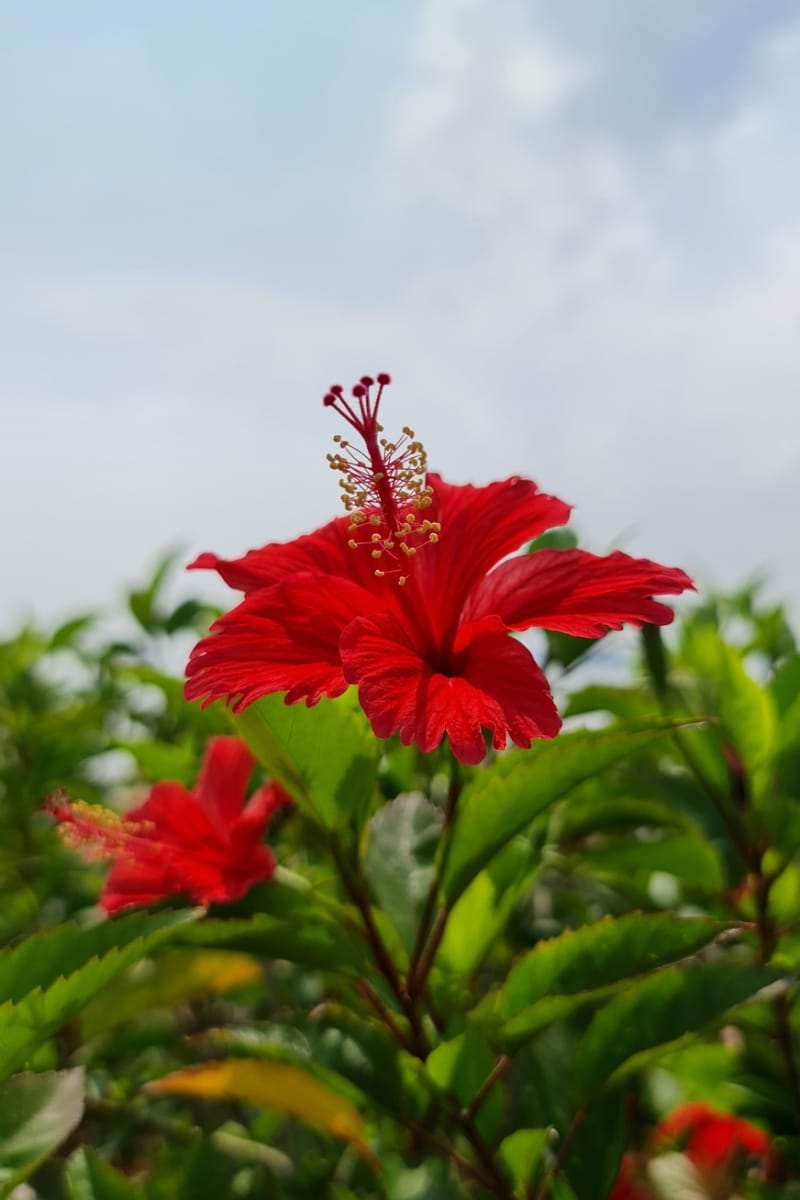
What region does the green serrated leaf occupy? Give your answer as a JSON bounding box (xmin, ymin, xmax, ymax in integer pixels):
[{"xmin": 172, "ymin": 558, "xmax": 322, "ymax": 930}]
[
  {"xmin": 0, "ymin": 1068, "xmax": 85, "ymax": 1198},
  {"xmin": 576, "ymin": 965, "xmax": 783, "ymax": 1100},
  {"xmin": 502, "ymin": 915, "xmax": 730, "ymax": 1020},
  {"xmin": 443, "ymin": 720, "xmax": 692, "ymax": 904},
  {"xmin": 0, "ymin": 908, "xmax": 199, "ymax": 1005},
  {"xmin": 171, "ymin": 907, "xmax": 366, "ymax": 974},
  {"xmin": 0, "ymin": 910, "xmax": 199, "ymax": 1082},
  {"xmin": 232, "ymin": 690, "xmax": 378, "ymax": 833}
]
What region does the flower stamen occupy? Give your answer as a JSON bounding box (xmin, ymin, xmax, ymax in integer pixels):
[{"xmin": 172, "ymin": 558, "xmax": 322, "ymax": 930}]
[{"xmin": 324, "ymin": 373, "xmax": 440, "ymax": 578}]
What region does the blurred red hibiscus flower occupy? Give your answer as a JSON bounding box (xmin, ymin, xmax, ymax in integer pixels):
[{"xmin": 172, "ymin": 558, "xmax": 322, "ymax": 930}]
[
  {"xmin": 48, "ymin": 736, "xmax": 289, "ymax": 911},
  {"xmin": 654, "ymin": 1101, "xmax": 774, "ymax": 1175},
  {"xmin": 185, "ymin": 375, "xmax": 693, "ymax": 764},
  {"xmin": 608, "ymin": 1103, "xmax": 776, "ymax": 1199}
]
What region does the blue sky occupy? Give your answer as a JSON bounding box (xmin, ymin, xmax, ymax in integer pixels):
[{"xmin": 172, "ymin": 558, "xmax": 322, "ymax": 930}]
[{"xmin": 3, "ymin": 1, "xmax": 800, "ymax": 627}]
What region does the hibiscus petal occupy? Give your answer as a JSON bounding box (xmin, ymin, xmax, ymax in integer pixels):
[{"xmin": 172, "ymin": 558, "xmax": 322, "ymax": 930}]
[
  {"xmin": 341, "ymin": 612, "xmax": 560, "ymax": 765},
  {"xmin": 194, "ymin": 736, "xmax": 255, "ymax": 830},
  {"xmin": 101, "ymin": 857, "xmax": 187, "ymax": 912},
  {"xmin": 128, "ymin": 783, "xmax": 222, "ymax": 851},
  {"xmin": 413, "ymin": 475, "xmax": 571, "ymax": 620},
  {"xmin": 185, "ymin": 574, "xmax": 381, "ymax": 711},
  {"xmin": 188, "ymin": 515, "xmax": 388, "ymax": 596},
  {"xmin": 238, "ymin": 781, "xmax": 293, "ymax": 834},
  {"xmin": 465, "ymin": 548, "xmax": 694, "ymax": 636}
]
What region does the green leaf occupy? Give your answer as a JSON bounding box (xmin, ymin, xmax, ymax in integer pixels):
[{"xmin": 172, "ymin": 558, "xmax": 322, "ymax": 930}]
[
  {"xmin": 563, "ymin": 685, "xmax": 650, "ymax": 723},
  {"xmin": 425, "ymin": 1030, "xmax": 502, "ymax": 1142},
  {"xmin": 65, "ymin": 1147, "xmax": 139, "ymax": 1200},
  {"xmin": 500, "ymin": 994, "xmax": 608, "ymax": 1051},
  {"xmin": 128, "ymin": 548, "xmax": 181, "ymax": 633},
  {"xmin": 576, "ymin": 835, "xmax": 725, "ymax": 892},
  {"xmin": 0, "ymin": 1069, "xmax": 85, "ymax": 1198},
  {"xmin": 576, "ymin": 965, "xmax": 782, "ymax": 1099},
  {"xmin": 0, "ymin": 908, "xmax": 199, "ymax": 1005},
  {"xmin": 443, "ymin": 720, "xmax": 691, "ymax": 904},
  {"xmin": 682, "ymin": 626, "xmax": 776, "ymax": 801},
  {"xmin": 172, "ymin": 907, "xmax": 366, "ymax": 974},
  {"xmin": 560, "ymin": 1090, "xmax": 625, "ymax": 1200},
  {"xmin": 48, "ymin": 615, "xmax": 95, "ymax": 652},
  {"xmin": 364, "ymin": 793, "xmax": 442, "ymax": 951},
  {"xmin": 502, "ymin": 915, "xmax": 730, "ymax": 1020},
  {"xmin": 119, "ymin": 737, "xmax": 198, "ymax": 785},
  {"xmin": 553, "ymin": 791, "xmax": 695, "ymax": 842},
  {"xmin": 308, "ymin": 1005, "xmax": 422, "ymax": 1119},
  {"xmin": 232, "ymin": 690, "xmax": 378, "ymax": 834},
  {"xmin": 498, "ymin": 1129, "xmax": 550, "ymax": 1194},
  {"xmin": 641, "ymin": 624, "xmax": 668, "ymax": 696},
  {"xmin": 164, "ymin": 598, "xmax": 212, "ymax": 635},
  {"xmin": 439, "ymin": 835, "xmax": 542, "ymax": 978},
  {"xmin": 0, "ymin": 910, "xmax": 199, "ymax": 1082}
]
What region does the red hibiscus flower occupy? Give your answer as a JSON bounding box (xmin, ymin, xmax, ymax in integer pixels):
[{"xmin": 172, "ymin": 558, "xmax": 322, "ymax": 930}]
[
  {"xmin": 653, "ymin": 1101, "xmax": 774, "ymax": 1174},
  {"xmin": 48, "ymin": 737, "xmax": 289, "ymax": 911},
  {"xmin": 185, "ymin": 374, "xmax": 693, "ymax": 765}
]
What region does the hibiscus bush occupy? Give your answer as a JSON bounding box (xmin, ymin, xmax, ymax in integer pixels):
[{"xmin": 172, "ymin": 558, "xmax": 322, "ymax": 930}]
[{"xmin": 2, "ymin": 376, "xmax": 800, "ymax": 1200}]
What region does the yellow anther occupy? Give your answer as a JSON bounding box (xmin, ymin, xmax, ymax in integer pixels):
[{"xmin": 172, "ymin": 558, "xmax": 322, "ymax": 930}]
[
  {"xmin": 371, "ymin": 549, "xmax": 382, "ymax": 559},
  {"xmin": 348, "ymin": 539, "xmax": 358, "ymax": 549},
  {"xmin": 429, "ymin": 532, "xmax": 439, "ymax": 543},
  {"xmin": 375, "ymin": 569, "xmax": 385, "ymax": 577}
]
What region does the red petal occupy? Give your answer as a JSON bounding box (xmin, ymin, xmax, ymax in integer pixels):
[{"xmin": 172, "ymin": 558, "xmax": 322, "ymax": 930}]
[
  {"xmin": 101, "ymin": 857, "xmax": 188, "ymax": 912},
  {"xmin": 238, "ymin": 781, "xmax": 292, "ymax": 833},
  {"xmin": 185, "ymin": 574, "xmax": 381, "ymax": 711},
  {"xmin": 465, "ymin": 548, "xmax": 694, "ymax": 636},
  {"xmin": 412, "ymin": 475, "xmax": 571, "ymax": 627},
  {"xmin": 194, "ymin": 736, "xmax": 255, "ymax": 830},
  {"xmin": 341, "ymin": 612, "xmax": 560, "ymax": 765},
  {"xmin": 188, "ymin": 515, "xmax": 387, "ymax": 596},
  {"xmin": 102, "ymin": 842, "xmax": 276, "ymax": 910},
  {"xmin": 127, "ymin": 783, "xmax": 222, "ymax": 852}
]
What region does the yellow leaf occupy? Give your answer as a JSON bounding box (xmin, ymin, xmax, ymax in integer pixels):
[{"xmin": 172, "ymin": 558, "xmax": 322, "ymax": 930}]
[{"xmin": 145, "ymin": 1059, "xmax": 378, "ymax": 1169}]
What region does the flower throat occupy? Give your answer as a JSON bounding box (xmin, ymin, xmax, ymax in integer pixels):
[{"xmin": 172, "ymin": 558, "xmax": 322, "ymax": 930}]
[{"xmin": 324, "ymin": 374, "xmax": 440, "ymax": 584}]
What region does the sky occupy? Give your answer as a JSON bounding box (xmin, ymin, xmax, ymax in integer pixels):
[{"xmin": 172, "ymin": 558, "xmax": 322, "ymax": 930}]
[{"xmin": 2, "ymin": 0, "xmax": 800, "ymax": 632}]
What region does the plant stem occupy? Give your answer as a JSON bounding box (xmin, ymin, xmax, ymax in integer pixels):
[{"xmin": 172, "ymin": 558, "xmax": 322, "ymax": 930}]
[
  {"xmin": 358, "ymin": 978, "xmax": 419, "ymax": 1057},
  {"xmin": 331, "ymin": 841, "xmax": 430, "ymax": 1055},
  {"xmin": 408, "ymin": 766, "xmax": 463, "ymax": 999},
  {"xmin": 466, "ymin": 1055, "xmax": 512, "ymax": 1122}
]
